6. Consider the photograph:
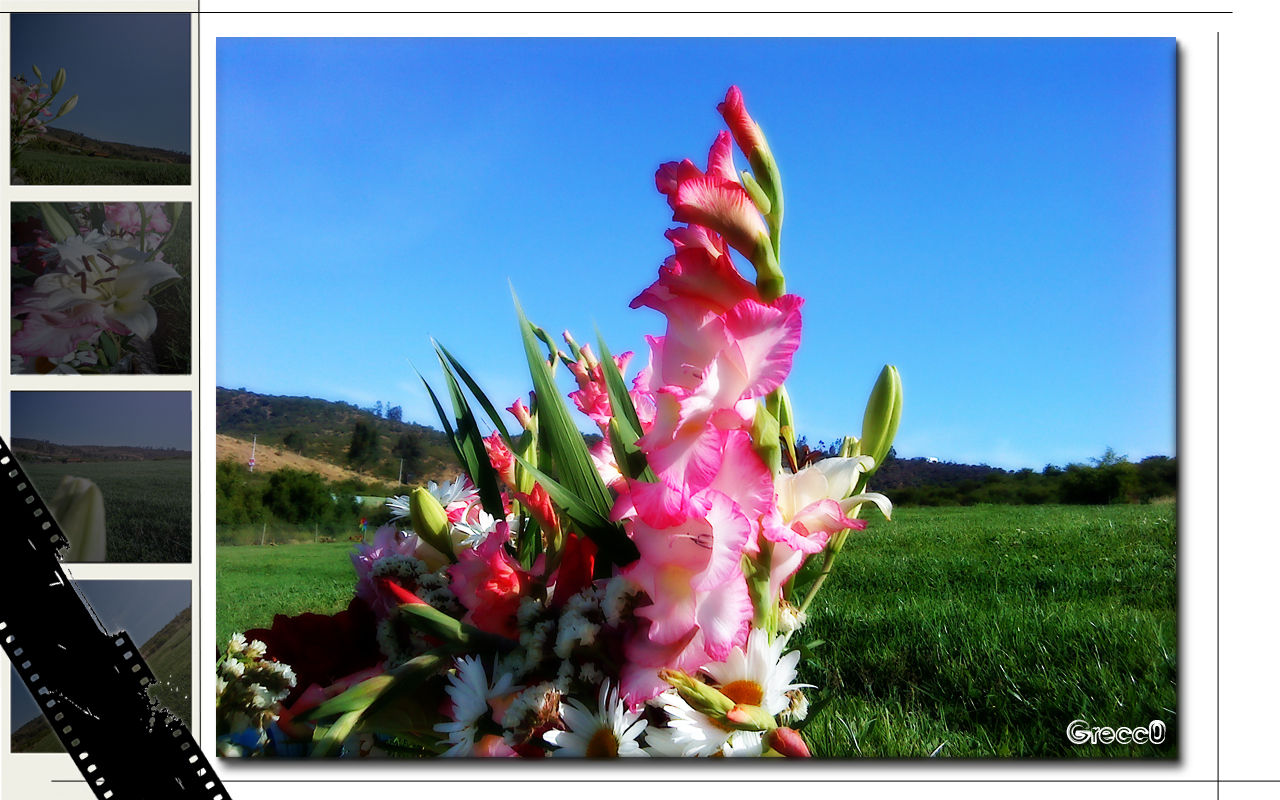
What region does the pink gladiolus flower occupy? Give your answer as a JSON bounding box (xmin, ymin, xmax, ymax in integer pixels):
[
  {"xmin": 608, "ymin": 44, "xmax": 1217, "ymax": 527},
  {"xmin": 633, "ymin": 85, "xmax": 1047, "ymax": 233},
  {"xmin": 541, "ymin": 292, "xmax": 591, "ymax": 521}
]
[
  {"xmin": 614, "ymin": 481, "xmax": 755, "ymax": 708},
  {"xmin": 448, "ymin": 522, "xmax": 531, "ymax": 640},
  {"xmin": 631, "ymin": 239, "xmax": 760, "ymax": 318},
  {"xmin": 104, "ymin": 202, "xmax": 171, "ymax": 236},
  {"xmin": 509, "ymin": 397, "xmax": 533, "ymax": 430},
  {"xmin": 483, "ymin": 431, "xmax": 517, "ymax": 486}
]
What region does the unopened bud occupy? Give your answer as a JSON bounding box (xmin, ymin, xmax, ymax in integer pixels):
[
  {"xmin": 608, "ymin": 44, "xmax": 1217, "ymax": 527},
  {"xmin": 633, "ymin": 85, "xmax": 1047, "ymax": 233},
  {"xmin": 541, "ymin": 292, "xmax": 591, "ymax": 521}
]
[
  {"xmin": 766, "ymin": 727, "xmax": 812, "ymax": 757},
  {"xmin": 658, "ymin": 669, "xmax": 733, "ymax": 718},
  {"xmin": 31, "ymin": 65, "xmax": 42, "ymax": 79},
  {"xmin": 410, "ymin": 487, "xmax": 454, "ymax": 562},
  {"xmin": 55, "ymin": 94, "xmax": 78, "ymax": 118},
  {"xmin": 859, "ymin": 365, "xmax": 902, "ymax": 477},
  {"xmin": 51, "ymin": 68, "xmax": 66, "ymax": 95}
]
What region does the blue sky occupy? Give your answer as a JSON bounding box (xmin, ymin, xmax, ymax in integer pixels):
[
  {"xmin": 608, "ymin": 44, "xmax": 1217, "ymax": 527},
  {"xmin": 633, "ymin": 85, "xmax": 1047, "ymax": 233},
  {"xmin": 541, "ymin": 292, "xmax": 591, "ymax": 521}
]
[
  {"xmin": 10, "ymin": 13, "xmax": 191, "ymax": 152},
  {"xmin": 10, "ymin": 580, "xmax": 189, "ymax": 733},
  {"xmin": 217, "ymin": 38, "xmax": 1174, "ymax": 470},
  {"xmin": 11, "ymin": 391, "xmax": 191, "ymax": 449}
]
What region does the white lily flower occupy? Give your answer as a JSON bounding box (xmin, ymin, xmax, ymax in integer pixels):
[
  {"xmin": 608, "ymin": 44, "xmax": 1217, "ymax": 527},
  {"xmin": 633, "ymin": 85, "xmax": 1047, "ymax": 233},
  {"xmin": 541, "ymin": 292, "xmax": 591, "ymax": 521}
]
[{"xmin": 30, "ymin": 238, "xmax": 180, "ymax": 341}]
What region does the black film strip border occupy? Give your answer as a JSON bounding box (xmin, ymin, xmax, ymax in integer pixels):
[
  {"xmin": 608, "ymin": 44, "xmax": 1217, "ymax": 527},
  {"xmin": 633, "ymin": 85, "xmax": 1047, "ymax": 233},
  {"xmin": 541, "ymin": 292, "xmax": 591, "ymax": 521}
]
[{"xmin": 0, "ymin": 435, "xmax": 228, "ymax": 798}]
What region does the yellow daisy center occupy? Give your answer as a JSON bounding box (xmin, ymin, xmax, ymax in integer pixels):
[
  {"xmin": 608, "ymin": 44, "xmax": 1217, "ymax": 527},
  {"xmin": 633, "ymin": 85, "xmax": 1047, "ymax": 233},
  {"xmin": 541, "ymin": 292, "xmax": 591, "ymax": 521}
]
[
  {"xmin": 585, "ymin": 728, "xmax": 620, "ymax": 757},
  {"xmin": 720, "ymin": 679, "xmax": 764, "ymax": 706}
]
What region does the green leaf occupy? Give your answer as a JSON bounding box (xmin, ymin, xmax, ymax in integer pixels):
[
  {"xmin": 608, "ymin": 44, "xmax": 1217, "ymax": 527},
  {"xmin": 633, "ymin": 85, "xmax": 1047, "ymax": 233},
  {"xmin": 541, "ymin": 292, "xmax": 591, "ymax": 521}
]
[
  {"xmin": 511, "ymin": 451, "xmax": 638, "ymax": 568},
  {"xmin": 362, "ymin": 652, "xmax": 447, "ymax": 719},
  {"xmin": 416, "ymin": 366, "xmax": 467, "ymax": 472},
  {"xmin": 511, "ymin": 290, "xmax": 617, "ymax": 529},
  {"xmin": 435, "ymin": 349, "xmax": 506, "ymax": 519},
  {"xmin": 435, "ymin": 341, "xmax": 512, "ymax": 443},
  {"xmin": 88, "ymin": 202, "xmax": 106, "ymax": 233},
  {"xmin": 311, "ymin": 709, "xmax": 362, "ymax": 757},
  {"xmin": 300, "ymin": 675, "xmax": 395, "ymax": 721},
  {"xmin": 11, "ymin": 266, "xmax": 36, "ymax": 280},
  {"xmin": 594, "ymin": 330, "xmax": 657, "ymax": 483},
  {"xmin": 100, "ymin": 333, "xmax": 119, "ymax": 366},
  {"xmin": 399, "ymin": 603, "xmax": 514, "ymax": 654}
]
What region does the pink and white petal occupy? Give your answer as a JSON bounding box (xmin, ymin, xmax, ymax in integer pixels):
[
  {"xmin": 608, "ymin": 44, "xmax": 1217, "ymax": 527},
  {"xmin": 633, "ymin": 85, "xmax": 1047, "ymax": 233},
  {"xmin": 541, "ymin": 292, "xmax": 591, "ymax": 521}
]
[
  {"xmin": 705, "ymin": 130, "xmax": 739, "ymax": 182},
  {"xmin": 694, "ymin": 573, "xmax": 752, "ymax": 662},
  {"xmin": 693, "ymin": 491, "xmax": 753, "ymax": 591},
  {"xmin": 10, "ymin": 312, "xmax": 98, "ymax": 358},
  {"xmin": 672, "ymin": 175, "xmax": 769, "ymax": 261},
  {"xmin": 722, "ymin": 295, "xmax": 803, "ymax": 399}
]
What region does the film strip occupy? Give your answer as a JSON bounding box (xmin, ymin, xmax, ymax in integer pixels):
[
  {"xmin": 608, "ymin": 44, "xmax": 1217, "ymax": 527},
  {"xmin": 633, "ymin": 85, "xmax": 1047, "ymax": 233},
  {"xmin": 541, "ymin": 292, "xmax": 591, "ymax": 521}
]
[{"xmin": 0, "ymin": 435, "xmax": 228, "ymax": 798}]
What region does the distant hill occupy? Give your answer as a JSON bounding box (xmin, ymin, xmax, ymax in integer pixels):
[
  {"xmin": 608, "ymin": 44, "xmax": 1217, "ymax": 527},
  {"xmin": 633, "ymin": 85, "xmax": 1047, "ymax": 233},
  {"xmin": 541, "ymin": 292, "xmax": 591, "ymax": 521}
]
[
  {"xmin": 872, "ymin": 456, "xmax": 1009, "ymax": 490},
  {"xmin": 11, "ymin": 606, "xmax": 192, "ymax": 754},
  {"xmin": 12, "ymin": 438, "xmax": 191, "ymax": 464},
  {"xmin": 38, "ymin": 126, "xmax": 190, "ymax": 164},
  {"xmin": 216, "ymin": 387, "xmax": 459, "ymax": 485}
]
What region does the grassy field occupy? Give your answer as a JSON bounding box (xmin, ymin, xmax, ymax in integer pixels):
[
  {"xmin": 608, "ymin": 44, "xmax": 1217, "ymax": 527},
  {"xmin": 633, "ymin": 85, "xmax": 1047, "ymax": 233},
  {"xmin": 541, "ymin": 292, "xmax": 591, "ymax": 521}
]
[
  {"xmin": 27, "ymin": 461, "xmax": 191, "ymax": 562},
  {"xmin": 12, "ymin": 150, "xmax": 190, "ymax": 185},
  {"xmin": 215, "ymin": 503, "xmax": 1176, "ymax": 758},
  {"xmin": 217, "ymin": 540, "xmax": 358, "ymax": 644}
]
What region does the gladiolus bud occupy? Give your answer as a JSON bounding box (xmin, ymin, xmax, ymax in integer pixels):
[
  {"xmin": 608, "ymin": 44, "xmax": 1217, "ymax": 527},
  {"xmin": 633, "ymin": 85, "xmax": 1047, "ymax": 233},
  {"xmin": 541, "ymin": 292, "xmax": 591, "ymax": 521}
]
[
  {"xmin": 859, "ymin": 365, "xmax": 902, "ymax": 477},
  {"xmin": 32, "ymin": 65, "xmax": 42, "ymax": 79},
  {"xmin": 749, "ymin": 401, "xmax": 781, "ymax": 476},
  {"xmin": 410, "ymin": 487, "xmax": 454, "ymax": 562},
  {"xmin": 51, "ymin": 68, "xmax": 66, "ymax": 95},
  {"xmin": 725, "ymin": 703, "xmax": 778, "ymax": 732},
  {"xmin": 766, "ymin": 727, "xmax": 812, "ymax": 757},
  {"xmin": 740, "ymin": 171, "xmax": 771, "ymax": 215},
  {"xmin": 55, "ymin": 94, "xmax": 78, "ymax": 118},
  {"xmin": 659, "ymin": 669, "xmax": 734, "ymax": 718},
  {"xmin": 48, "ymin": 476, "xmax": 106, "ymax": 562}
]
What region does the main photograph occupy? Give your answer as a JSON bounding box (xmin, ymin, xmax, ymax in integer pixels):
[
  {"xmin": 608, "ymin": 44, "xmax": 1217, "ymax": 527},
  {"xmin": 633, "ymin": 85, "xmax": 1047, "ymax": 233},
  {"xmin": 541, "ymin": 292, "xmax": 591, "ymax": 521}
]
[{"xmin": 214, "ymin": 38, "xmax": 1176, "ymax": 758}]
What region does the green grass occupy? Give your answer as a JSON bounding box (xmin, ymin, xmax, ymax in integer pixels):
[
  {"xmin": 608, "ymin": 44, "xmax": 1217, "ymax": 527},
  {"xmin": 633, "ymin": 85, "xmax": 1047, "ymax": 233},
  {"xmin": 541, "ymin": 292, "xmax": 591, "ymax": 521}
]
[
  {"xmin": 214, "ymin": 504, "xmax": 1176, "ymax": 758},
  {"xmin": 217, "ymin": 541, "xmax": 358, "ymax": 645},
  {"xmin": 796, "ymin": 504, "xmax": 1176, "ymax": 757},
  {"xmin": 26, "ymin": 461, "xmax": 191, "ymax": 562},
  {"xmin": 12, "ymin": 150, "xmax": 189, "ymax": 185}
]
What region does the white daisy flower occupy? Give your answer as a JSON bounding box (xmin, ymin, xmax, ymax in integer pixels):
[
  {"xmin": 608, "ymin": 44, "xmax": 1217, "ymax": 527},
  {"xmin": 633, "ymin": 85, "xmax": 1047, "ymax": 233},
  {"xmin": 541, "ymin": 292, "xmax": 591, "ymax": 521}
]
[
  {"xmin": 455, "ymin": 510, "xmax": 499, "ymax": 548},
  {"xmin": 386, "ymin": 495, "xmax": 411, "ymax": 521},
  {"xmin": 701, "ymin": 628, "xmax": 811, "ymax": 716},
  {"xmin": 722, "ymin": 730, "xmax": 764, "ymax": 757},
  {"xmin": 433, "ymin": 655, "xmax": 519, "ymax": 757},
  {"xmin": 429, "ymin": 476, "xmax": 478, "ymax": 506},
  {"xmin": 543, "ymin": 680, "xmax": 649, "ymax": 757}
]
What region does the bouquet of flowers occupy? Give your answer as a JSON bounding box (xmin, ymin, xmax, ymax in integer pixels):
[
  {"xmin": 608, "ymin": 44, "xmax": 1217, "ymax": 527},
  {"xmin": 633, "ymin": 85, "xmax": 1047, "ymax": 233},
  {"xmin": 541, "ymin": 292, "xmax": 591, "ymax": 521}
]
[
  {"xmin": 216, "ymin": 87, "xmax": 902, "ymax": 758},
  {"xmin": 10, "ymin": 65, "xmax": 77, "ymax": 165},
  {"xmin": 11, "ymin": 202, "xmax": 185, "ymax": 374}
]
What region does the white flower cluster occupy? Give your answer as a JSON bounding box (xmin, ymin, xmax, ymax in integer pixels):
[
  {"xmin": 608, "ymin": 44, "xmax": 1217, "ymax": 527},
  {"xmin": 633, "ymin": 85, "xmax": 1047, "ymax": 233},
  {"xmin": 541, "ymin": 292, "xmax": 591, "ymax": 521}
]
[
  {"xmin": 215, "ymin": 634, "xmax": 297, "ymax": 757},
  {"xmin": 414, "ymin": 565, "xmax": 462, "ymax": 616}
]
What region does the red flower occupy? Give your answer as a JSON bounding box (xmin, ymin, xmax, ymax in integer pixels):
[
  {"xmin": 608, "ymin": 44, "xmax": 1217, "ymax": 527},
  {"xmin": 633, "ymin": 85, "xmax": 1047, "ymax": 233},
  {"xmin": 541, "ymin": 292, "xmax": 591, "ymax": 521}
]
[
  {"xmin": 244, "ymin": 597, "xmax": 381, "ymax": 706},
  {"xmin": 447, "ymin": 523, "xmax": 531, "ymax": 639}
]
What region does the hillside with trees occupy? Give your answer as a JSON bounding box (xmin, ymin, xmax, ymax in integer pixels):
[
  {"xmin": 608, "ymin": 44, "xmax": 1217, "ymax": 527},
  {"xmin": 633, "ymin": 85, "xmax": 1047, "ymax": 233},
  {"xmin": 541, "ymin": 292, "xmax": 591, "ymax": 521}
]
[{"xmin": 216, "ymin": 387, "xmax": 458, "ymax": 485}]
